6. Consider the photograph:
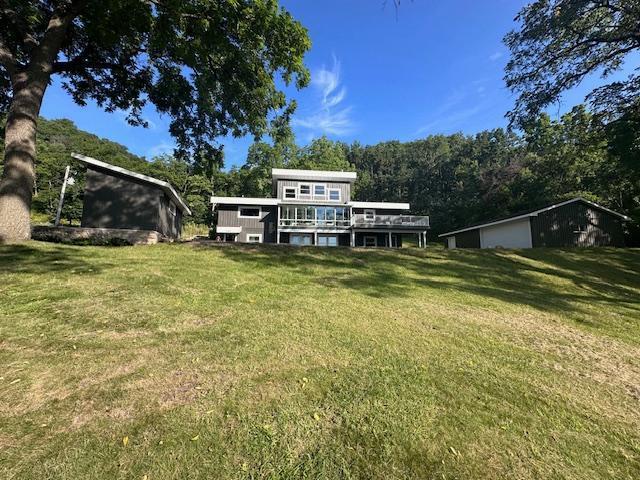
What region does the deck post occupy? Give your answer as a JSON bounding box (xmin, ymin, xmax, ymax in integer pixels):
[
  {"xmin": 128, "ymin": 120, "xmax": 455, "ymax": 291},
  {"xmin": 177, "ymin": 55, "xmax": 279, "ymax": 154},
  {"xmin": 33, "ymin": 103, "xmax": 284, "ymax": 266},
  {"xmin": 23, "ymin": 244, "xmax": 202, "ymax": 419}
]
[
  {"xmin": 418, "ymin": 232, "xmax": 422, "ymax": 248},
  {"xmin": 388, "ymin": 231, "xmax": 392, "ymax": 248},
  {"xmin": 351, "ymin": 230, "xmax": 355, "ymax": 247},
  {"xmin": 314, "ymin": 231, "xmax": 318, "ymax": 246}
]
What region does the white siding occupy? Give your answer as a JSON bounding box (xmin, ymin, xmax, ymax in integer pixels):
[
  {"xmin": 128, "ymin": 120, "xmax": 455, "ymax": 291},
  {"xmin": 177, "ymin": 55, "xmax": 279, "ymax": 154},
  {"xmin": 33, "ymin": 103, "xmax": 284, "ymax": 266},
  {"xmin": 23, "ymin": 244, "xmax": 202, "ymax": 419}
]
[{"xmin": 479, "ymin": 218, "xmax": 532, "ymax": 249}]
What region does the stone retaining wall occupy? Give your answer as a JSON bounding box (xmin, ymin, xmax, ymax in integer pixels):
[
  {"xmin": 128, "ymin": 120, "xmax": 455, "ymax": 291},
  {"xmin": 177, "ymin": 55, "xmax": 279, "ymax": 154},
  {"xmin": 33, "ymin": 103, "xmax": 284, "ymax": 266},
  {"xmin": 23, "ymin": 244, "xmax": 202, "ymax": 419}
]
[{"xmin": 32, "ymin": 225, "xmax": 164, "ymax": 245}]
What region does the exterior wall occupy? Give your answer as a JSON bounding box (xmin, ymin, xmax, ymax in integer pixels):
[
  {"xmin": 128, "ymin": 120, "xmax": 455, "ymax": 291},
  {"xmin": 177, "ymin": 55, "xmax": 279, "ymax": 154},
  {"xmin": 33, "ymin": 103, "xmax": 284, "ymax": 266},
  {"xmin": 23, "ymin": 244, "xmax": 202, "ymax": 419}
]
[
  {"xmin": 276, "ymin": 180, "xmax": 350, "ymax": 203},
  {"xmin": 157, "ymin": 193, "xmax": 182, "ymax": 238},
  {"xmin": 453, "ymin": 229, "xmax": 481, "ymax": 248},
  {"xmin": 216, "ymin": 204, "xmax": 277, "ymax": 243},
  {"xmin": 81, "ymin": 168, "xmax": 161, "ymax": 233},
  {"xmin": 530, "ymin": 202, "xmax": 625, "ymax": 247},
  {"xmin": 479, "ymin": 218, "xmax": 532, "ymax": 249},
  {"xmin": 354, "ymin": 232, "xmax": 403, "ymax": 247}
]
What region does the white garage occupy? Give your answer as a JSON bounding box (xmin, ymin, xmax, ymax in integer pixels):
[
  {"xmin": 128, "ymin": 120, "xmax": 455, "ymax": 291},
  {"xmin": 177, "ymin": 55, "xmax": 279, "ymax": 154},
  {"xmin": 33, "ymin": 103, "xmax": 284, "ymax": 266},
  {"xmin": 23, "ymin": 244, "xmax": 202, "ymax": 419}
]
[{"xmin": 479, "ymin": 218, "xmax": 532, "ymax": 249}]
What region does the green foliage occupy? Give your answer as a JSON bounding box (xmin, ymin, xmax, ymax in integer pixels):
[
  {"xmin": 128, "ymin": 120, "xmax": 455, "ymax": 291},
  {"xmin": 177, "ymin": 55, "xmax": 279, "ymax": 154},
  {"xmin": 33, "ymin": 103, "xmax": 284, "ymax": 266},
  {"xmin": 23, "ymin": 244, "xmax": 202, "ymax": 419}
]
[
  {"xmin": 0, "ymin": 0, "xmax": 311, "ymax": 163},
  {"xmin": 504, "ymin": 0, "xmax": 640, "ymax": 127}
]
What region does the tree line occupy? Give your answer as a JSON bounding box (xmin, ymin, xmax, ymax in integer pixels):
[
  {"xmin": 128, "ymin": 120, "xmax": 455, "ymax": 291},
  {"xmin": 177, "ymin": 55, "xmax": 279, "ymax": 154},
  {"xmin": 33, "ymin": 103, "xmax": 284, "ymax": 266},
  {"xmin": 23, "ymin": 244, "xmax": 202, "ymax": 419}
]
[{"xmin": 3, "ymin": 105, "xmax": 638, "ymax": 243}]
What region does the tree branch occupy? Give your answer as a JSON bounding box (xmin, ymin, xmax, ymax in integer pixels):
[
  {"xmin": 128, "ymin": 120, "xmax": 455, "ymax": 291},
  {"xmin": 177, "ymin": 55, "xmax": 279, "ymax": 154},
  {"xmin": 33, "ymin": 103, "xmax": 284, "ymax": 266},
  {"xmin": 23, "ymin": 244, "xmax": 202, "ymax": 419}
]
[{"xmin": 0, "ymin": 40, "xmax": 17, "ymax": 76}]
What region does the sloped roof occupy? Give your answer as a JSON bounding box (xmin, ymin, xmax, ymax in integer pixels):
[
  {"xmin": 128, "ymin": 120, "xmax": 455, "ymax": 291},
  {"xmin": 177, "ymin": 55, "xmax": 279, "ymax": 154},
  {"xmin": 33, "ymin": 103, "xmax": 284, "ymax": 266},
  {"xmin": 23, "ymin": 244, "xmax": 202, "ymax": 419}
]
[
  {"xmin": 438, "ymin": 197, "xmax": 630, "ymax": 238},
  {"xmin": 71, "ymin": 153, "xmax": 191, "ymax": 215}
]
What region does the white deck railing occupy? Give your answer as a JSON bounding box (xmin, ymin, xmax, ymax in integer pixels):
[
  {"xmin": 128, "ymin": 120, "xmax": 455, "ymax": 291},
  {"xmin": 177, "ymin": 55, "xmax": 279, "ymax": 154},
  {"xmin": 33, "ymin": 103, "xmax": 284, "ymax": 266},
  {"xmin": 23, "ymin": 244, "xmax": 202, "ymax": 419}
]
[{"xmin": 352, "ymin": 214, "xmax": 430, "ymax": 227}]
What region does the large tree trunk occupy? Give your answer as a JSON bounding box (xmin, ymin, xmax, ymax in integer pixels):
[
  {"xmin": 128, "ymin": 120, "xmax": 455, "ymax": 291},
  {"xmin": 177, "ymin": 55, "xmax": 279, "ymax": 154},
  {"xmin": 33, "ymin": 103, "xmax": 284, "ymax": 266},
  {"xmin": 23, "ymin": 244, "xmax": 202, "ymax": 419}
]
[
  {"xmin": 0, "ymin": 7, "xmax": 77, "ymax": 242},
  {"xmin": 0, "ymin": 75, "xmax": 48, "ymax": 242}
]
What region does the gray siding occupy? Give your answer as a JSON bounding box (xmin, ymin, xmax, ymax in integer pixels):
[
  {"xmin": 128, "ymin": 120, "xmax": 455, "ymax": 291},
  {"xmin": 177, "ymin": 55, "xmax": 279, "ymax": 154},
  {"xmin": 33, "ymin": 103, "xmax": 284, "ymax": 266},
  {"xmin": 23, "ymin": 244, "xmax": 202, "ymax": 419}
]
[
  {"xmin": 530, "ymin": 202, "xmax": 625, "ymax": 247},
  {"xmin": 158, "ymin": 193, "xmax": 182, "ymax": 238},
  {"xmin": 452, "ymin": 229, "xmax": 481, "ymax": 248},
  {"xmin": 216, "ymin": 205, "xmax": 277, "ymax": 243},
  {"xmin": 276, "ymin": 180, "xmax": 350, "ymax": 203},
  {"xmin": 81, "ymin": 168, "xmax": 160, "ymax": 233}
]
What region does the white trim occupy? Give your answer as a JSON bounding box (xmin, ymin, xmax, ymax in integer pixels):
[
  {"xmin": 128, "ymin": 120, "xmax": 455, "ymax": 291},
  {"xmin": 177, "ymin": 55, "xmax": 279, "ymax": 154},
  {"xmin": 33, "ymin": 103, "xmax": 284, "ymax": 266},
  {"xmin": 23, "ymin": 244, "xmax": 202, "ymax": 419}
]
[
  {"xmin": 328, "ymin": 188, "xmax": 341, "ymax": 202},
  {"xmin": 438, "ymin": 197, "xmax": 631, "ymax": 238},
  {"xmin": 246, "ymin": 233, "xmax": 262, "ymax": 243},
  {"xmin": 217, "ymin": 226, "xmax": 242, "ymax": 234},
  {"xmin": 298, "ymin": 183, "xmax": 312, "ymax": 199},
  {"xmin": 283, "ymin": 187, "xmax": 297, "ymax": 199},
  {"xmin": 272, "ymin": 168, "xmax": 357, "ymax": 183},
  {"xmin": 364, "ymin": 209, "xmax": 376, "ymax": 221},
  {"xmin": 238, "ymin": 206, "xmax": 262, "ymax": 218},
  {"xmin": 313, "ymin": 183, "xmax": 327, "ymax": 200},
  {"xmin": 211, "ymin": 196, "xmax": 278, "ymax": 206},
  {"xmin": 351, "ymin": 201, "xmax": 410, "ymax": 210},
  {"xmin": 71, "ymin": 153, "xmax": 191, "ymax": 215}
]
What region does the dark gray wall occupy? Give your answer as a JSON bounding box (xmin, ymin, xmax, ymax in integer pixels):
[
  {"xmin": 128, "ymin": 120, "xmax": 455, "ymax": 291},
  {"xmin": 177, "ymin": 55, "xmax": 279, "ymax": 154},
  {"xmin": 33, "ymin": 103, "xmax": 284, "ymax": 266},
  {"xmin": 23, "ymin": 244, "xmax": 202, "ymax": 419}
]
[
  {"xmin": 452, "ymin": 229, "xmax": 481, "ymax": 248},
  {"xmin": 82, "ymin": 168, "xmax": 160, "ymax": 232},
  {"xmin": 530, "ymin": 202, "xmax": 625, "ymax": 247},
  {"xmin": 81, "ymin": 168, "xmax": 183, "ymax": 238}
]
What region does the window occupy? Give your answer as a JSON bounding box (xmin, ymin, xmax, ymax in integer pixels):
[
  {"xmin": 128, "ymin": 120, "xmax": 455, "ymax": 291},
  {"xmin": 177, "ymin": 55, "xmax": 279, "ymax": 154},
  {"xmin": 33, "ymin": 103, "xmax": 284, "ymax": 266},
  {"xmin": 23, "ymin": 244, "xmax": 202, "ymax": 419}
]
[
  {"xmin": 299, "ymin": 184, "xmax": 311, "ymax": 197},
  {"xmin": 239, "ymin": 207, "xmax": 260, "ymax": 218},
  {"xmin": 318, "ymin": 235, "xmax": 338, "ymax": 247},
  {"xmin": 247, "ymin": 234, "xmax": 262, "ymax": 243},
  {"xmin": 364, "ymin": 236, "xmax": 377, "ymax": 247},
  {"xmin": 290, "ymin": 234, "xmax": 312, "ymax": 245},
  {"xmin": 329, "ymin": 189, "xmax": 340, "ymax": 201},
  {"xmin": 364, "ymin": 209, "xmax": 376, "ymax": 221},
  {"xmin": 284, "ymin": 187, "xmax": 297, "ymax": 199},
  {"xmin": 314, "ymin": 184, "xmax": 326, "ymax": 198}
]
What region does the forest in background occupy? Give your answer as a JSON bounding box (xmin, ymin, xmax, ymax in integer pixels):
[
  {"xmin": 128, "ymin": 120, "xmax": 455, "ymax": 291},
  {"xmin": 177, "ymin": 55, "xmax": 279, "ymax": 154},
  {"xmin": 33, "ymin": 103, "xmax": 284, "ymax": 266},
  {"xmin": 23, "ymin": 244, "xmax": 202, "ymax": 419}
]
[{"xmin": 1, "ymin": 106, "xmax": 638, "ymax": 243}]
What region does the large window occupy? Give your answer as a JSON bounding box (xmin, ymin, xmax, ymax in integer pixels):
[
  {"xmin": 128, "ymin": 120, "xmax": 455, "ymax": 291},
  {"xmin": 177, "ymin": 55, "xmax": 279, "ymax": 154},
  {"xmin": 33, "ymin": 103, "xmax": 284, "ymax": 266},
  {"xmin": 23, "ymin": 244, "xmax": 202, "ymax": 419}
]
[
  {"xmin": 318, "ymin": 235, "xmax": 338, "ymax": 247},
  {"xmin": 290, "ymin": 234, "xmax": 312, "ymax": 245},
  {"xmin": 239, "ymin": 207, "xmax": 260, "ymax": 218},
  {"xmin": 299, "ymin": 184, "xmax": 311, "ymax": 198},
  {"xmin": 314, "ymin": 184, "xmax": 326, "ymax": 198},
  {"xmin": 279, "ymin": 205, "xmax": 350, "ymax": 227},
  {"xmin": 329, "ymin": 189, "xmax": 340, "ymax": 201},
  {"xmin": 284, "ymin": 187, "xmax": 297, "ymax": 199},
  {"xmin": 247, "ymin": 234, "xmax": 262, "ymax": 243}
]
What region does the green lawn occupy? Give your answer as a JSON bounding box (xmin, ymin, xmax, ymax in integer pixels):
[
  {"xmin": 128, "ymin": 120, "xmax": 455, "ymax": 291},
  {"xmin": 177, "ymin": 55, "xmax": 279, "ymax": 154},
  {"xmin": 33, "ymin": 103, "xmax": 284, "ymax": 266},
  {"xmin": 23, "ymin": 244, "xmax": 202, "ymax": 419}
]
[{"xmin": 1, "ymin": 242, "xmax": 639, "ymax": 479}]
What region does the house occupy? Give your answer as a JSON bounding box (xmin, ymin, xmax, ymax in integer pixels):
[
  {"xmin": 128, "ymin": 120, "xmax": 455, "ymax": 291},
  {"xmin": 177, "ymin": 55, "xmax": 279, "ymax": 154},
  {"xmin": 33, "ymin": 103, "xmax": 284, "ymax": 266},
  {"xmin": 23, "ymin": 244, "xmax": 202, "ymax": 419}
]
[
  {"xmin": 211, "ymin": 168, "xmax": 430, "ymax": 247},
  {"xmin": 72, "ymin": 153, "xmax": 191, "ymax": 239},
  {"xmin": 439, "ymin": 198, "xmax": 630, "ymax": 249}
]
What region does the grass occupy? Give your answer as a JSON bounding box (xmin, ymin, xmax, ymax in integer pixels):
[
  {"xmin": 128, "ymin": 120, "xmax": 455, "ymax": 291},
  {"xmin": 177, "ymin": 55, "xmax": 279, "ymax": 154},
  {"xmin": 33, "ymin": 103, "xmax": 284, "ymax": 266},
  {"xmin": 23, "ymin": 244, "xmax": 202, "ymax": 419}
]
[{"xmin": 1, "ymin": 242, "xmax": 639, "ymax": 479}]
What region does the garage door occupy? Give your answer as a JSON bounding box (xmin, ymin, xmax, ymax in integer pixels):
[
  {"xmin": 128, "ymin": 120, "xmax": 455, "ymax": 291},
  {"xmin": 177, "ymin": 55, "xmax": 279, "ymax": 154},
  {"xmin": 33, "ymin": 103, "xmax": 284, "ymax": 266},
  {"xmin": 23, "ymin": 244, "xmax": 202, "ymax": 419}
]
[{"xmin": 480, "ymin": 218, "xmax": 532, "ymax": 249}]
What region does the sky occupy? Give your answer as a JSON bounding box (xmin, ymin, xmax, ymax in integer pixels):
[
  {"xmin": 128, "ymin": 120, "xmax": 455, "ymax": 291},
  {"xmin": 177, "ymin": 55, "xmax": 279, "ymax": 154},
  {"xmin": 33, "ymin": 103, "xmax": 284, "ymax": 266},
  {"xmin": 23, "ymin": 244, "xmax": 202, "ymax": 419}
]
[{"xmin": 39, "ymin": 0, "xmax": 637, "ymax": 170}]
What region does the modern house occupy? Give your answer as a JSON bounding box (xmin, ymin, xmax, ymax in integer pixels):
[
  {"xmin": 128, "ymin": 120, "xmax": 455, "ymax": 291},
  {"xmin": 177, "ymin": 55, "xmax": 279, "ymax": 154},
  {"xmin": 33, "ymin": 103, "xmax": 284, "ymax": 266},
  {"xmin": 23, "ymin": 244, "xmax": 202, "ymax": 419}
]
[
  {"xmin": 439, "ymin": 197, "xmax": 630, "ymax": 249},
  {"xmin": 211, "ymin": 168, "xmax": 430, "ymax": 247},
  {"xmin": 72, "ymin": 153, "xmax": 191, "ymax": 239}
]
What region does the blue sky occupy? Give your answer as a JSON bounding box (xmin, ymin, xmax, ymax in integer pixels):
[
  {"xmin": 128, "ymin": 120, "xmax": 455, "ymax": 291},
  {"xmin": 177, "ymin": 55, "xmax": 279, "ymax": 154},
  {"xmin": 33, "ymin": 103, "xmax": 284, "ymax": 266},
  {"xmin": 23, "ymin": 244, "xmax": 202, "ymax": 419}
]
[{"xmin": 40, "ymin": 0, "xmax": 636, "ymax": 169}]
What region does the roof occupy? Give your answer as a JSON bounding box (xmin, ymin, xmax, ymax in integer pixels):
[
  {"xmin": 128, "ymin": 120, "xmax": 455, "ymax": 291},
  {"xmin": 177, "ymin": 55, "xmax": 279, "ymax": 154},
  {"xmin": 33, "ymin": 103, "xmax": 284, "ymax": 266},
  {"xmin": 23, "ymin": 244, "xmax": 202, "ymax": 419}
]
[
  {"xmin": 210, "ymin": 196, "xmax": 279, "ymax": 206},
  {"xmin": 351, "ymin": 201, "xmax": 410, "ymax": 210},
  {"xmin": 271, "ymin": 168, "xmax": 357, "ymax": 183},
  {"xmin": 71, "ymin": 153, "xmax": 191, "ymax": 215},
  {"xmin": 438, "ymin": 197, "xmax": 631, "ymax": 238}
]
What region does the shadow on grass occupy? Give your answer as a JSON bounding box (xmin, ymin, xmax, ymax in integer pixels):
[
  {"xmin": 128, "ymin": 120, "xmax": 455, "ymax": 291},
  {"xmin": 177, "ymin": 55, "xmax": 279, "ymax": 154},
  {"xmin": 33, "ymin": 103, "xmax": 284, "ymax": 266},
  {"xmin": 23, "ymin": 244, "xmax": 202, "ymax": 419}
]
[
  {"xmin": 0, "ymin": 243, "xmax": 110, "ymax": 275},
  {"xmin": 208, "ymin": 243, "xmax": 640, "ymax": 323}
]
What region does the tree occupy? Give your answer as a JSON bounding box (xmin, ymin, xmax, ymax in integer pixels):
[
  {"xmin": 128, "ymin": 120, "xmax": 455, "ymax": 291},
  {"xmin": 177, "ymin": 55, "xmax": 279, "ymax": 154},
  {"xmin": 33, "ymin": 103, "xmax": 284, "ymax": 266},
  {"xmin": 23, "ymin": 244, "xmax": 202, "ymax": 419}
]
[
  {"xmin": 504, "ymin": 0, "xmax": 640, "ymax": 128},
  {"xmin": 292, "ymin": 136, "xmax": 352, "ymax": 171},
  {"xmin": 0, "ymin": 0, "xmax": 310, "ymax": 241}
]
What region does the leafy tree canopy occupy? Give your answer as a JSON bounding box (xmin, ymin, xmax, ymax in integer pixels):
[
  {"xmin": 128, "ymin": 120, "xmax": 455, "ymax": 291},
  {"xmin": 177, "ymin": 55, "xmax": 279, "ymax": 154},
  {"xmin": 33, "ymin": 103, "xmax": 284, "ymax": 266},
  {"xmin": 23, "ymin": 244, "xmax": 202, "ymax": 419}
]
[{"xmin": 504, "ymin": 0, "xmax": 640, "ymax": 128}]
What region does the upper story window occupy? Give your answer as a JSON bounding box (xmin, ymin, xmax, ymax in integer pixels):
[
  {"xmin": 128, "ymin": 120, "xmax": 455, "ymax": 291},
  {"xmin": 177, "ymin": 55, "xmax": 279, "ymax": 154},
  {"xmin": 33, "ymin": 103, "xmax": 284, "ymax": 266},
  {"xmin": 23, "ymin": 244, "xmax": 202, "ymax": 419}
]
[
  {"xmin": 299, "ymin": 184, "xmax": 311, "ymax": 198},
  {"xmin": 364, "ymin": 209, "xmax": 376, "ymax": 221},
  {"xmin": 329, "ymin": 189, "xmax": 340, "ymax": 201},
  {"xmin": 239, "ymin": 207, "xmax": 260, "ymax": 218},
  {"xmin": 284, "ymin": 187, "xmax": 297, "ymax": 199},
  {"xmin": 314, "ymin": 184, "xmax": 326, "ymax": 198}
]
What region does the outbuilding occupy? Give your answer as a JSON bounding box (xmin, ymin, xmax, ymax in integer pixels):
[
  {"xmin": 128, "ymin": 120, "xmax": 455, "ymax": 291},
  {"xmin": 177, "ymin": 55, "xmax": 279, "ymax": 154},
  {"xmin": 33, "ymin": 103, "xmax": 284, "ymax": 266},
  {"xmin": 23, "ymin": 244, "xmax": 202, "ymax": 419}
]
[
  {"xmin": 439, "ymin": 198, "xmax": 630, "ymax": 249},
  {"xmin": 72, "ymin": 153, "xmax": 191, "ymax": 239}
]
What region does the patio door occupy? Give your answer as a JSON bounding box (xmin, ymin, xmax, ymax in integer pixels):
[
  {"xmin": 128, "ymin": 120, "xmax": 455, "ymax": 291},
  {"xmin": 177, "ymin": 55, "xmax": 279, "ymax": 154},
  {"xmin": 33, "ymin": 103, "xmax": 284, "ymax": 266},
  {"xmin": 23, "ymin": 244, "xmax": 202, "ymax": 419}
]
[{"xmin": 290, "ymin": 233, "xmax": 312, "ymax": 246}]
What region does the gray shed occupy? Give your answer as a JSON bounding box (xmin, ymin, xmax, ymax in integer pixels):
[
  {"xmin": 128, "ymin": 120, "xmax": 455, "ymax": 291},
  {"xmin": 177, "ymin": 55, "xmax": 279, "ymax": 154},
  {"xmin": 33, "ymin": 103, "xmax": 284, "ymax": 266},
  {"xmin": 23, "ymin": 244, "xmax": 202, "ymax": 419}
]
[
  {"xmin": 439, "ymin": 198, "xmax": 630, "ymax": 249},
  {"xmin": 72, "ymin": 153, "xmax": 191, "ymax": 239}
]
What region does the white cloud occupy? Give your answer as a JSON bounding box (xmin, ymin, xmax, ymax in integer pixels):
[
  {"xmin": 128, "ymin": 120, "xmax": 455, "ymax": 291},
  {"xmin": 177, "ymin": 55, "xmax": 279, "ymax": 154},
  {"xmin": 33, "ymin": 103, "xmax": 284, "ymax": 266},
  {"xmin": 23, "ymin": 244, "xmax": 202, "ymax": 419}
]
[
  {"xmin": 293, "ymin": 55, "xmax": 355, "ymax": 137},
  {"xmin": 146, "ymin": 141, "xmax": 175, "ymax": 158},
  {"xmin": 489, "ymin": 51, "xmax": 503, "ymax": 62},
  {"xmin": 416, "ymin": 82, "xmax": 488, "ymax": 135}
]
